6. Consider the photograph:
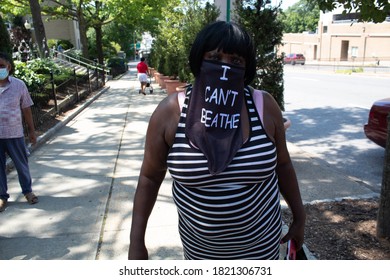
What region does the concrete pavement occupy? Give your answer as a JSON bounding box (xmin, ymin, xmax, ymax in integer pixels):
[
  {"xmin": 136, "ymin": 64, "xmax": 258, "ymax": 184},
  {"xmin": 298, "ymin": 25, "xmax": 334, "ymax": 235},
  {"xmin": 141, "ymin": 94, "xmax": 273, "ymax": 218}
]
[{"xmin": 0, "ymin": 62, "xmax": 379, "ymax": 260}]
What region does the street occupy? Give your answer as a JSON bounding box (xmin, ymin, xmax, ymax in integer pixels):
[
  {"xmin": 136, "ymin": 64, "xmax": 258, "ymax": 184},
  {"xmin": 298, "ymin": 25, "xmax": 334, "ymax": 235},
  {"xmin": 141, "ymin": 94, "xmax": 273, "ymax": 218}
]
[{"xmin": 283, "ymin": 65, "xmax": 390, "ymax": 192}]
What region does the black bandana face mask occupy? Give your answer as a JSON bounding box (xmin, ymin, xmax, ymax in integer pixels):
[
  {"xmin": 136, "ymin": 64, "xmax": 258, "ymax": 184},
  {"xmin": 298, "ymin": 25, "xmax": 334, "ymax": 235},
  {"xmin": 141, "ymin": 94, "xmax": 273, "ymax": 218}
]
[{"xmin": 185, "ymin": 60, "xmax": 246, "ymax": 175}]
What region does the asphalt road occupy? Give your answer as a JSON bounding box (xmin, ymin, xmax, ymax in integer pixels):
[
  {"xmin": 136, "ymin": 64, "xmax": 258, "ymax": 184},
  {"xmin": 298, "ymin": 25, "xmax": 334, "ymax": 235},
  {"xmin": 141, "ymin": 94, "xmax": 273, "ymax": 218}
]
[{"xmin": 282, "ymin": 65, "xmax": 390, "ymax": 192}]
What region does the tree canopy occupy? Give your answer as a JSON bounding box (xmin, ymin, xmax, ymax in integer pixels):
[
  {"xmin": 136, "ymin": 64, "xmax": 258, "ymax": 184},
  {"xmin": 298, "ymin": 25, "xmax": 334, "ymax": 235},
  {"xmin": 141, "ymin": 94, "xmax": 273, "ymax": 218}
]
[
  {"xmin": 280, "ymin": 0, "xmax": 319, "ymax": 33},
  {"xmin": 312, "ymin": 0, "xmax": 390, "ymax": 23},
  {"xmin": 237, "ymin": 0, "xmax": 285, "ymax": 110},
  {"xmin": 0, "ymin": 0, "xmax": 170, "ymax": 62}
]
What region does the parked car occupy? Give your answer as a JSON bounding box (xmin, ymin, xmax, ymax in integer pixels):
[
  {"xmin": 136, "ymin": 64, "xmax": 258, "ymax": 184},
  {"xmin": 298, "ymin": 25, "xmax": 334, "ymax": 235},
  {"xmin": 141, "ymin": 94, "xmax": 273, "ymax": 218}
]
[
  {"xmin": 364, "ymin": 98, "xmax": 390, "ymax": 148},
  {"xmin": 283, "ymin": 53, "xmax": 306, "ymax": 65}
]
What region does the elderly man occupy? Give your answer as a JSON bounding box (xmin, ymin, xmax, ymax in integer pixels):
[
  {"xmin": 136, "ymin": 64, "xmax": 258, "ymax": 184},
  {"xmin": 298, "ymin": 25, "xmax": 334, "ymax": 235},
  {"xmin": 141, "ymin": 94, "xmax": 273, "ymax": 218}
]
[{"xmin": 0, "ymin": 52, "xmax": 38, "ymax": 212}]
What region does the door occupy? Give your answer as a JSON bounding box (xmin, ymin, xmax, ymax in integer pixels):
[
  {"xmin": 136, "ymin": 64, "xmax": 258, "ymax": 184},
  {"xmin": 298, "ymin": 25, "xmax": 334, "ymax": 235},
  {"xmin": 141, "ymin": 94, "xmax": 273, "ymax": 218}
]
[{"xmin": 340, "ymin": 40, "xmax": 349, "ymax": 61}]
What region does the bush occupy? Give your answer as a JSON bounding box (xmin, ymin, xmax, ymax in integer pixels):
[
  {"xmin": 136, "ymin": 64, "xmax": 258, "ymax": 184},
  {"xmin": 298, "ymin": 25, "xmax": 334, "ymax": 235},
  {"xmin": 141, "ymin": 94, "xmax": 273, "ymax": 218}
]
[
  {"xmin": 13, "ymin": 59, "xmax": 74, "ymax": 107},
  {"xmin": 27, "ymin": 58, "xmax": 67, "ymax": 76},
  {"xmin": 13, "ymin": 61, "xmax": 46, "ymax": 92},
  {"xmin": 13, "ymin": 61, "xmax": 49, "ymax": 106},
  {"xmin": 47, "ymin": 39, "xmax": 74, "ymax": 50},
  {"xmin": 106, "ymin": 57, "xmax": 127, "ymax": 77}
]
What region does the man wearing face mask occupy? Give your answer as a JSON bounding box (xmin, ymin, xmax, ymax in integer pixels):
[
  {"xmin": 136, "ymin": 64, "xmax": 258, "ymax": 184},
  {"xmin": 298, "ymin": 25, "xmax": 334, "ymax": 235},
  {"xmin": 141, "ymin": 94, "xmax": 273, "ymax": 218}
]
[
  {"xmin": 128, "ymin": 22, "xmax": 305, "ymax": 260},
  {"xmin": 0, "ymin": 52, "xmax": 38, "ymax": 212}
]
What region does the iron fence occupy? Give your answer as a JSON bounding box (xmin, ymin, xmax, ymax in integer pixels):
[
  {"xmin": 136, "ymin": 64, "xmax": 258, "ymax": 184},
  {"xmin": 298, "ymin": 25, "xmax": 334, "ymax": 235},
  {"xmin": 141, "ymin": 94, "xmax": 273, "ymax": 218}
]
[{"xmin": 26, "ymin": 65, "xmax": 106, "ymax": 138}]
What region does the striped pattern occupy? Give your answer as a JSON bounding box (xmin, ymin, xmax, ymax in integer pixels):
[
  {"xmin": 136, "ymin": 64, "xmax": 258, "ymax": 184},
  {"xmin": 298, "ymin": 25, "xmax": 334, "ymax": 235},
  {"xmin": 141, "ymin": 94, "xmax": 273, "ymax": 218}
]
[{"xmin": 167, "ymin": 87, "xmax": 282, "ymax": 260}]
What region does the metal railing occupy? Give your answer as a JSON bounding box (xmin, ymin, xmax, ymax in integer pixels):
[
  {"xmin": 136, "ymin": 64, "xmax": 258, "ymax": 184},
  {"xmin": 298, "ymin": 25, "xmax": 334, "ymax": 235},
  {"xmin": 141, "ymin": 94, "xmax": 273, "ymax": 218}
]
[
  {"xmin": 287, "ymin": 56, "xmax": 390, "ymax": 74},
  {"xmin": 27, "ymin": 59, "xmax": 106, "ymax": 137},
  {"xmin": 53, "ymin": 49, "xmax": 111, "ymax": 77}
]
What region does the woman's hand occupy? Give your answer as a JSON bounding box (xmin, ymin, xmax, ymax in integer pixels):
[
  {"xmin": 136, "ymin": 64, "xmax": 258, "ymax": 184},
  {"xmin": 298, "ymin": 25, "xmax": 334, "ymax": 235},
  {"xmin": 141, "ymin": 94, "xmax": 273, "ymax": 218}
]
[
  {"xmin": 280, "ymin": 216, "xmax": 306, "ymax": 250},
  {"xmin": 128, "ymin": 242, "xmax": 149, "ymax": 260}
]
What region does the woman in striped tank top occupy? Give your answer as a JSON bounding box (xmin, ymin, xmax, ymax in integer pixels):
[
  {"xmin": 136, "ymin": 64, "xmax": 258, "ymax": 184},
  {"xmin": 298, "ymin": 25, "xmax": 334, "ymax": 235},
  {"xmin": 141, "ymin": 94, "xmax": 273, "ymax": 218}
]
[{"xmin": 128, "ymin": 21, "xmax": 305, "ymax": 260}]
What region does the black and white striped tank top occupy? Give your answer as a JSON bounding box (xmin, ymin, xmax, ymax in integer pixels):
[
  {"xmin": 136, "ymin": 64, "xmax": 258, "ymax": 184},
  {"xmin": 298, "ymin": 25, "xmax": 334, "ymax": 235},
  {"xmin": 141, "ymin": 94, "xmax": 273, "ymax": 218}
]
[{"xmin": 167, "ymin": 87, "xmax": 282, "ymax": 260}]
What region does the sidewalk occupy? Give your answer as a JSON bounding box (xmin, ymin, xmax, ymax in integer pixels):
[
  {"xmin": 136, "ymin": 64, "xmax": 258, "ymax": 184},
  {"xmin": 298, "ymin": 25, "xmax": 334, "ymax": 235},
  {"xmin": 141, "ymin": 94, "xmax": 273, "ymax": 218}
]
[{"xmin": 0, "ymin": 62, "xmax": 378, "ymax": 260}]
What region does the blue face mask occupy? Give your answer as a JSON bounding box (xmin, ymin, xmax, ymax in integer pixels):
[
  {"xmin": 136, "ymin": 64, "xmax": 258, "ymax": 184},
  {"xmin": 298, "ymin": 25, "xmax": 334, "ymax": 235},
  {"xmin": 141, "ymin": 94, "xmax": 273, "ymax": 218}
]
[{"xmin": 0, "ymin": 68, "xmax": 9, "ymax": 80}]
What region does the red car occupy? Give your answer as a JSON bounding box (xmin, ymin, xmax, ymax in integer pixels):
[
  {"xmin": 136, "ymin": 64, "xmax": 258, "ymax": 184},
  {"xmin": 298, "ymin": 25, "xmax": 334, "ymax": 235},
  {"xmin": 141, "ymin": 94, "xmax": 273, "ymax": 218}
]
[
  {"xmin": 364, "ymin": 98, "xmax": 390, "ymax": 148},
  {"xmin": 283, "ymin": 53, "xmax": 306, "ymax": 65}
]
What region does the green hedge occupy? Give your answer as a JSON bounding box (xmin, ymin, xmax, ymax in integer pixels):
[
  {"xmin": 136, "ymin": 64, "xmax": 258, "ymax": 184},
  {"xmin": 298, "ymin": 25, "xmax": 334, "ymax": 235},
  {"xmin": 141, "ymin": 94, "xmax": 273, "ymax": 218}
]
[{"xmin": 106, "ymin": 57, "xmax": 127, "ymax": 77}]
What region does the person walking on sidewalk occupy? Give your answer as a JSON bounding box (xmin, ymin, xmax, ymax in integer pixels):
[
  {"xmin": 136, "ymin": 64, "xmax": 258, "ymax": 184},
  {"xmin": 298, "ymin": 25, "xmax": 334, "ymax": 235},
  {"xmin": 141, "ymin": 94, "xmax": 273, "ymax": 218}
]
[
  {"xmin": 0, "ymin": 52, "xmax": 38, "ymax": 212},
  {"xmin": 128, "ymin": 21, "xmax": 305, "ymax": 260},
  {"xmin": 136, "ymin": 57, "xmax": 149, "ymax": 95}
]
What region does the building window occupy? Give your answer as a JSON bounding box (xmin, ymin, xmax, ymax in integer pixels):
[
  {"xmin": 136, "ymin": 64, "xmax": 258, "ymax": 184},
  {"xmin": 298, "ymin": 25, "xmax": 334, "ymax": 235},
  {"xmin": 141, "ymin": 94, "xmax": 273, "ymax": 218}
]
[
  {"xmin": 333, "ymin": 12, "xmax": 360, "ymax": 22},
  {"xmin": 351, "ymin": 47, "xmax": 358, "ymax": 58},
  {"xmin": 323, "ymin": 26, "xmax": 328, "ymax": 33}
]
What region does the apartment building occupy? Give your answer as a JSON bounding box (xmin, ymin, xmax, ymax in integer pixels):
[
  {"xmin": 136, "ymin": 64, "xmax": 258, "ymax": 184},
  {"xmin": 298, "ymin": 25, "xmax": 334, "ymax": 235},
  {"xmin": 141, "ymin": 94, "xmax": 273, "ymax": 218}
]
[{"xmin": 42, "ymin": 16, "xmax": 81, "ymax": 50}]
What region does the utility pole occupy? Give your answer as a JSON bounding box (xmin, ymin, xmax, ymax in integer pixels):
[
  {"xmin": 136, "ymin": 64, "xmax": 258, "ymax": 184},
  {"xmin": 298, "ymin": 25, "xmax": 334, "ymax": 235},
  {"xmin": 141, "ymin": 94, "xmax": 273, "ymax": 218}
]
[{"xmin": 226, "ymin": 0, "xmax": 230, "ymax": 22}]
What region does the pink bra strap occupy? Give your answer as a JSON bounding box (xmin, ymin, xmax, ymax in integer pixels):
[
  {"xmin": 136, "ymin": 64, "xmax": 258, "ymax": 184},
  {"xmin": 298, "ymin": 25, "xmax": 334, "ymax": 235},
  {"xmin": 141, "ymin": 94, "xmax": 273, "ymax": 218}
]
[
  {"xmin": 252, "ymin": 89, "xmax": 264, "ymax": 124},
  {"xmin": 178, "ymin": 91, "xmax": 186, "ymax": 111}
]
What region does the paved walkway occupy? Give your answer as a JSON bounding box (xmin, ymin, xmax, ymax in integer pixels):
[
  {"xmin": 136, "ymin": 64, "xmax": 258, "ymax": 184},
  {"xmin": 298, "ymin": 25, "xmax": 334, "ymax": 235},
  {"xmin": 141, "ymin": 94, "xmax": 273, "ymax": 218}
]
[{"xmin": 0, "ymin": 62, "xmax": 379, "ymax": 260}]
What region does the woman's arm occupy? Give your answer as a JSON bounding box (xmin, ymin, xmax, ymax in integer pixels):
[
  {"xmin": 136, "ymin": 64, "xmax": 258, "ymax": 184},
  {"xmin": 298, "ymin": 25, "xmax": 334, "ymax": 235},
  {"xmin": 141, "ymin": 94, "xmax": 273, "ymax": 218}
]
[
  {"xmin": 128, "ymin": 94, "xmax": 180, "ymax": 259},
  {"xmin": 263, "ymin": 93, "xmax": 306, "ymax": 250}
]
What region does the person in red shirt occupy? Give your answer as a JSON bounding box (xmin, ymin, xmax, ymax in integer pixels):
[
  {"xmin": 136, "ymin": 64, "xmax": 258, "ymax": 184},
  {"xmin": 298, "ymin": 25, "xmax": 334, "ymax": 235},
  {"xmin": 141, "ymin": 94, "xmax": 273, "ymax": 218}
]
[{"xmin": 136, "ymin": 57, "xmax": 149, "ymax": 95}]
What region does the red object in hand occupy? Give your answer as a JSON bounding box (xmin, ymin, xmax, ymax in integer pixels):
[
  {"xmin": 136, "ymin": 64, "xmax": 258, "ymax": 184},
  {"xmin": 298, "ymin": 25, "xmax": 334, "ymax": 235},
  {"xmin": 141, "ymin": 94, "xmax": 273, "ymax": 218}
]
[{"xmin": 286, "ymin": 239, "xmax": 297, "ymax": 260}]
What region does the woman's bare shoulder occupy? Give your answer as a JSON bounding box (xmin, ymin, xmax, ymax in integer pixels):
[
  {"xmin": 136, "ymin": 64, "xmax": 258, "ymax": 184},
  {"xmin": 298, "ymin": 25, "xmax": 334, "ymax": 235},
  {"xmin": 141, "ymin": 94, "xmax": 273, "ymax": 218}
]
[
  {"xmin": 153, "ymin": 93, "xmax": 181, "ymax": 118},
  {"xmin": 261, "ymin": 91, "xmax": 282, "ymax": 116},
  {"xmin": 149, "ymin": 93, "xmax": 181, "ymax": 145}
]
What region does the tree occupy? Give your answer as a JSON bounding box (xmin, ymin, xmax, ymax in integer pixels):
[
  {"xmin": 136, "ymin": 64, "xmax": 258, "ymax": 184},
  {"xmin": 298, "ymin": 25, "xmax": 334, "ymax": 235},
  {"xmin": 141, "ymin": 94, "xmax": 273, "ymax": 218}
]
[
  {"xmin": 0, "ymin": 14, "xmax": 12, "ymax": 55},
  {"xmin": 40, "ymin": 0, "xmax": 111, "ymax": 63},
  {"xmin": 179, "ymin": 0, "xmax": 220, "ymax": 81},
  {"xmin": 0, "ymin": 0, "xmax": 50, "ymax": 58},
  {"xmin": 2, "ymin": 0, "xmax": 170, "ymax": 63},
  {"xmin": 236, "ymin": 0, "xmax": 285, "ymax": 110},
  {"xmin": 312, "ymin": 0, "xmax": 390, "ymax": 23},
  {"xmin": 28, "ymin": 0, "xmax": 50, "ymax": 57},
  {"xmin": 279, "ymin": 0, "xmax": 320, "ymax": 33},
  {"xmin": 150, "ymin": 0, "xmax": 219, "ymax": 82},
  {"xmin": 40, "ymin": 0, "xmax": 90, "ymax": 58}
]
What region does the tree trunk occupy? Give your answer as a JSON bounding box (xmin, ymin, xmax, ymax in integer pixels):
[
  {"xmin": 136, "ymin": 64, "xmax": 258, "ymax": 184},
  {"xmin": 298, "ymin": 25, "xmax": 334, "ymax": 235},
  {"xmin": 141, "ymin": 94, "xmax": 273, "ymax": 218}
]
[
  {"xmin": 28, "ymin": 0, "xmax": 50, "ymax": 58},
  {"xmin": 76, "ymin": 1, "xmax": 89, "ymax": 58},
  {"xmin": 377, "ymin": 113, "xmax": 390, "ymax": 240},
  {"xmin": 94, "ymin": 25, "xmax": 104, "ymax": 65}
]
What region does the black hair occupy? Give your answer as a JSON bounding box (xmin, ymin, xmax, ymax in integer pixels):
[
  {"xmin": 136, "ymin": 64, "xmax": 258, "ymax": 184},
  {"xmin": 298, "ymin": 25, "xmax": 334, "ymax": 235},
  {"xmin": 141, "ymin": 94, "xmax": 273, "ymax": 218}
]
[
  {"xmin": 189, "ymin": 21, "xmax": 256, "ymax": 85},
  {"xmin": 0, "ymin": 52, "xmax": 14, "ymax": 75},
  {"xmin": 140, "ymin": 57, "xmax": 145, "ymax": 61}
]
